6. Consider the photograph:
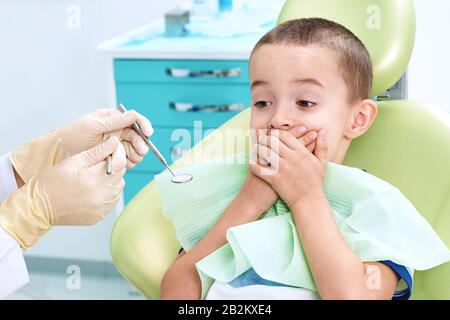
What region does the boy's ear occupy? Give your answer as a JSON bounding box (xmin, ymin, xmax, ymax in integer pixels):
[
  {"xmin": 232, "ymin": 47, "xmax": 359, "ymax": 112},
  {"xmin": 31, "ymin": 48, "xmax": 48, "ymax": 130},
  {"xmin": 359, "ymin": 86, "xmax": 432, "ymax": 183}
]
[{"xmin": 344, "ymin": 99, "xmax": 378, "ymax": 140}]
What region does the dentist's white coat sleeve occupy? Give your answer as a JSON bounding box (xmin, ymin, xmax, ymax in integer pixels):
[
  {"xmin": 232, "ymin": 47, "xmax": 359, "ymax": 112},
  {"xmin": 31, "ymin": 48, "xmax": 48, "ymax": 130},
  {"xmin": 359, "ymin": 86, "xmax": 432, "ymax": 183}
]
[{"xmin": 0, "ymin": 152, "xmax": 29, "ymax": 299}]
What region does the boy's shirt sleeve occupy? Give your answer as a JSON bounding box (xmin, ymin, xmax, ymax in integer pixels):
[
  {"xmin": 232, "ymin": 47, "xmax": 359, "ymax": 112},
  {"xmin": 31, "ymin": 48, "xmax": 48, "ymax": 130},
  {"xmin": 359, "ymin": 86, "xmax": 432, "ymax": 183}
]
[
  {"xmin": 181, "ymin": 242, "xmax": 414, "ymax": 300},
  {"xmin": 380, "ymin": 260, "xmax": 413, "ymax": 300}
]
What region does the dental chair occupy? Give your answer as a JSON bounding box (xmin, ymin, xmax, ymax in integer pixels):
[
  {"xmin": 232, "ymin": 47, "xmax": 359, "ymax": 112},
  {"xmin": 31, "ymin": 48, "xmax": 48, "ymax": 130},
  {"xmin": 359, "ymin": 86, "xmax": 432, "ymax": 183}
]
[{"xmin": 110, "ymin": 0, "xmax": 450, "ymax": 299}]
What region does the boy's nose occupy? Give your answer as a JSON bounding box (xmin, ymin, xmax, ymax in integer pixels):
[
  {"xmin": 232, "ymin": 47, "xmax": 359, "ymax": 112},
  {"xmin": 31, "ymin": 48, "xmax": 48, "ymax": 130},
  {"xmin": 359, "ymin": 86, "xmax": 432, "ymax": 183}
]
[{"xmin": 269, "ymin": 108, "xmax": 296, "ymax": 130}]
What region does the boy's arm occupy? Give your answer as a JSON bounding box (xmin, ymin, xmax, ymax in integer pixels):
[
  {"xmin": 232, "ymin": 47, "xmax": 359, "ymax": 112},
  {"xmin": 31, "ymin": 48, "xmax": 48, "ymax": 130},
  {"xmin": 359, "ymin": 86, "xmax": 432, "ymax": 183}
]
[
  {"xmin": 160, "ymin": 127, "xmax": 316, "ymax": 299},
  {"xmin": 251, "ymin": 129, "xmax": 399, "ymax": 299},
  {"xmin": 160, "ymin": 174, "xmax": 276, "ymax": 300},
  {"xmin": 290, "ymin": 190, "xmax": 398, "ymax": 300}
]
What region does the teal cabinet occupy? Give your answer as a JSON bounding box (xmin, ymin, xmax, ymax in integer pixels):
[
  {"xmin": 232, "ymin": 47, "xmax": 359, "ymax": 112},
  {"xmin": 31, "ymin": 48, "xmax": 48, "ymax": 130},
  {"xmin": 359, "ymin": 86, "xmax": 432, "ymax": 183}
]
[
  {"xmin": 116, "ymin": 82, "xmax": 250, "ymax": 128},
  {"xmin": 115, "ymin": 59, "xmax": 251, "ymax": 202}
]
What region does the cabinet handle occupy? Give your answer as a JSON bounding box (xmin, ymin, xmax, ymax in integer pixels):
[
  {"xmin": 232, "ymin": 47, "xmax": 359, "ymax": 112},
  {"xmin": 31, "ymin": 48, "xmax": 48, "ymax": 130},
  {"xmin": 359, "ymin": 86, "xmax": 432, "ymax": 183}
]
[
  {"xmin": 170, "ymin": 102, "xmax": 245, "ymax": 112},
  {"xmin": 166, "ymin": 68, "xmax": 241, "ymax": 78}
]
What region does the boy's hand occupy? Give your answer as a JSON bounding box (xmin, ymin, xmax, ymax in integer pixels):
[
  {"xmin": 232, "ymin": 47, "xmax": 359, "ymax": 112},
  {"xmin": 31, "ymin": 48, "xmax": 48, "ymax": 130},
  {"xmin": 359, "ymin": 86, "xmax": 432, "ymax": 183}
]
[
  {"xmin": 240, "ymin": 126, "xmax": 320, "ymax": 218},
  {"xmin": 249, "ymin": 128, "xmax": 328, "ymax": 209}
]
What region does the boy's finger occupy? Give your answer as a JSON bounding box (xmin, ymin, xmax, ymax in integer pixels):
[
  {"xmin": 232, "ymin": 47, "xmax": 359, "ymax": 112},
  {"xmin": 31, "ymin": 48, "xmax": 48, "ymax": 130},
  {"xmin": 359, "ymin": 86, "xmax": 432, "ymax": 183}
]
[
  {"xmin": 287, "ymin": 126, "xmax": 320, "ymax": 147},
  {"xmin": 314, "ymin": 130, "xmax": 328, "ymax": 166},
  {"xmin": 257, "ymin": 133, "xmax": 290, "ymax": 157},
  {"xmin": 256, "ymin": 144, "xmax": 281, "ymax": 170},
  {"xmin": 287, "ymin": 126, "xmax": 307, "ymax": 139},
  {"xmin": 276, "ymin": 130, "xmax": 304, "ymax": 151},
  {"xmin": 299, "ymin": 131, "xmax": 318, "ymax": 147},
  {"xmin": 286, "ymin": 131, "xmax": 317, "ymax": 147},
  {"xmin": 249, "ymin": 160, "xmax": 276, "ymax": 181},
  {"xmin": 252, "ymin": 144, "xmax": 270, "ymax": 166},
  {"xmin": 306, "ymin": 141, "xmax": 316, "ymax": 153}
]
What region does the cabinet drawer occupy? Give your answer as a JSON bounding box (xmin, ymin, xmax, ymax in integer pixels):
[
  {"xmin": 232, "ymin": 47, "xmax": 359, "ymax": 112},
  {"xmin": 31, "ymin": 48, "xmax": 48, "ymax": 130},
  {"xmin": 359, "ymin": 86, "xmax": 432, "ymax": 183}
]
[
  {"xmin": 124, "ymin": 171, "xmax": 156, "ymax": 203},
  {"xmin": 114, "ymin": 59, "xmax": 249, "ymax": 84},
  {"xmin": 133, "ymin": 127, "xmax": 209, "ymax": 172},
  {"xmin": 116, "ymin": 83, "xmax": 250, "ymax": 128}
]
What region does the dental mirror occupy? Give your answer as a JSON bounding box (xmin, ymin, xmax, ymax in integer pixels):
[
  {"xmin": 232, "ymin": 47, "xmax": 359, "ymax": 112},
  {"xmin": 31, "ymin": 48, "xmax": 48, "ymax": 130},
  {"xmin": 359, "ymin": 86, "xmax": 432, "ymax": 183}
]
[
  {"xmin": 170, "ymin": 173, "xmax": 194, "ymax": 184},
  {"xmin": 117, "ymin": 103, "xmax": 194, "ymax": 184}
]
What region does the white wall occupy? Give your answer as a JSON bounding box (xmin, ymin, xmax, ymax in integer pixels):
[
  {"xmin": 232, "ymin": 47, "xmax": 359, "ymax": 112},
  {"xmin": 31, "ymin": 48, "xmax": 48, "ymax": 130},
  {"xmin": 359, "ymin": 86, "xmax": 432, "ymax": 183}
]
[
  {"xmin": 0, "ymin": 0, "xmax": 449, "ymax": 262},
  {"xmin": 0, "ymin": 0, "xmax": 178, "ymax": 261},
  {"xmin": 408, "ymin": 0, "xmax": 450, "ymax": 110},
  {"xmin": 0, "ymin": 0, "xmax": 178, "ymax": 153}
]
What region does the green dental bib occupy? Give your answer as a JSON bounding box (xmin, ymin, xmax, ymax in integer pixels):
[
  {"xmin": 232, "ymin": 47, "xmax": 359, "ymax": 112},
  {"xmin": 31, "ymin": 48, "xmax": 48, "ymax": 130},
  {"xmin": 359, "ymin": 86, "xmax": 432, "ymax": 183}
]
[{"xmin": 155, "ymin": 154, "xmax": 450, "ymax": 299}]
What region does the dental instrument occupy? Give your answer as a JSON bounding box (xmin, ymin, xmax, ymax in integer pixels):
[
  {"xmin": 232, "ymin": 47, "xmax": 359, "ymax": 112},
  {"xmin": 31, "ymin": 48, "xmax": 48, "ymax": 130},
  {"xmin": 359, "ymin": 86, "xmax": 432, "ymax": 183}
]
[
  {"xmin": 106, "ymin": 154, "xmax": 112, "ymax": 175},
  {"xmin": 117, "ymin": 103, "xmax": 193, "ymax": 184}
]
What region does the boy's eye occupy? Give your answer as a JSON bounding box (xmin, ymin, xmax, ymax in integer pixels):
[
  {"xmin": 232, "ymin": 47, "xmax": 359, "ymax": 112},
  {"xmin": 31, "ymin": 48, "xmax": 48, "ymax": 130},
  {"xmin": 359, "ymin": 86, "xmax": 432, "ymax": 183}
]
[
  {"xmin": 253, "ymin": 101, "xmax": 272, "ymax": 108},
  {"xmin": 297, "ymin": 100, "xmax": 316, "ymax": 108}
]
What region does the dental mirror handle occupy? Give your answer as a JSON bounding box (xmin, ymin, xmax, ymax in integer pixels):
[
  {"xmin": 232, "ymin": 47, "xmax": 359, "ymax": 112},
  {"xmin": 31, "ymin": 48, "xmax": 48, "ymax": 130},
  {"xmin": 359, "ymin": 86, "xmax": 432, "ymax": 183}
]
[
  {"xmin": 117, "ymin": 103, "xmax": 176, "ymax": 177},
  {"xmin": 144, "ymin": 137, "xmax": 176, "ymax": 177}
]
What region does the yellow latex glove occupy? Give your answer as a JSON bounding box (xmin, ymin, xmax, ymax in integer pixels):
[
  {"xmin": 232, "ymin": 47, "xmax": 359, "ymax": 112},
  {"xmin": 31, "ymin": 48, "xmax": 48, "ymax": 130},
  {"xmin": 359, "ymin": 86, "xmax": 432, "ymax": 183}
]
[
  {"xmin": 11, "ymin": 108, "xmax": 153, "ymax": 183},
  {"xmin": 0, "ymin": 136, "xmax": 126, "ymax": 249},
  {"xmin": 56, "ymin": 108, "xmax": 153, "ymax": 168},
  {"xmin": 10, "ymin": 131, "xmax": 69, "ymax": 185}
]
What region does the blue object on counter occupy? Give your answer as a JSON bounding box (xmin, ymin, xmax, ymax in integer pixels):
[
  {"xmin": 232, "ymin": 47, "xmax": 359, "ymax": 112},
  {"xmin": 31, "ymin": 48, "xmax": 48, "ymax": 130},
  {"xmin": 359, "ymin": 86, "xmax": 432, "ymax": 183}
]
[{"xmin": 219, "ymin": 0, "xmax": 233, "ymax": 11}]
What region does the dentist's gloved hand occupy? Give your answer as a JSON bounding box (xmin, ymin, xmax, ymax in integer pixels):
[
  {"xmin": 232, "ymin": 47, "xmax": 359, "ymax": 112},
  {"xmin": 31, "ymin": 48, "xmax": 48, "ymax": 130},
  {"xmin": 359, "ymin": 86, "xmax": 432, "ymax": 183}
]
[
  {"xmin": 56, "ymin": 108, "xmax": 153, "ymax": 168},
  {"xmin": 0, "ymin": 137, "xmax": 126, "ymax": 249},
  {"xmin": 11, "ymin": 108, "xmax": 153, "ymax": 183}
]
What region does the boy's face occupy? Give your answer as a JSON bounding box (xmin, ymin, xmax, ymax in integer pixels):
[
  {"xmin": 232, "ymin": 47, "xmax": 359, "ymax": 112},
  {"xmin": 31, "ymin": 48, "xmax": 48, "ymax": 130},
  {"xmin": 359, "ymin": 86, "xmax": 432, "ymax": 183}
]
[{"xmin": 249, "ymin": 44, "xmax": 360, "ymax": 163}]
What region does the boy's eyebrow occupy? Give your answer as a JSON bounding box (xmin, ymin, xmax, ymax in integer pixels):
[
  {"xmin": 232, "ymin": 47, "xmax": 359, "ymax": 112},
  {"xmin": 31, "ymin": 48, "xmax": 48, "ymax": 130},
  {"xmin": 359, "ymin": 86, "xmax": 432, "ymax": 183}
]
[
  {"xmin": 293, "ymin": 78, "xmax": 324, "ymax": 87},
  {"xmin": 250, "ymin": 80, "xmax": 268, "ymax": 90},
  {"xmin": 251, "ymin": 78, "xmax": 324, "ymax": 90}
]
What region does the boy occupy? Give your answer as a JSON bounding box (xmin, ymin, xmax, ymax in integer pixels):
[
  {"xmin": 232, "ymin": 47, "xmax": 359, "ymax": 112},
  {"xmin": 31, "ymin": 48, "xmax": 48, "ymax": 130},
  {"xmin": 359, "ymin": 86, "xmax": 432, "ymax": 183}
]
[{"xmin": 160, "ymin": 18, "xmax": 412, "ymax": 300}]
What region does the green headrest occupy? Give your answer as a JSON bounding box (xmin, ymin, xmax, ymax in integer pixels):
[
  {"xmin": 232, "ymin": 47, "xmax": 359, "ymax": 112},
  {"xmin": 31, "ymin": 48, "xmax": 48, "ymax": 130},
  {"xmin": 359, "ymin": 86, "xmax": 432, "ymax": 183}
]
[{"xmin": 277, "ymin": 0, "xmax": 416, "ymax": 96}]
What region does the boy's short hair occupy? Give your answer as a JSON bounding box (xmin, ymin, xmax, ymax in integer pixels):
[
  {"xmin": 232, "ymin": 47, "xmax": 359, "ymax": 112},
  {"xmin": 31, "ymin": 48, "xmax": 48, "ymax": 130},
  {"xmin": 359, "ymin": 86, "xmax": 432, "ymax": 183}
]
[{"xmin": 251, "ymin": 18, "xmax": 373, "ymax": 104}]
